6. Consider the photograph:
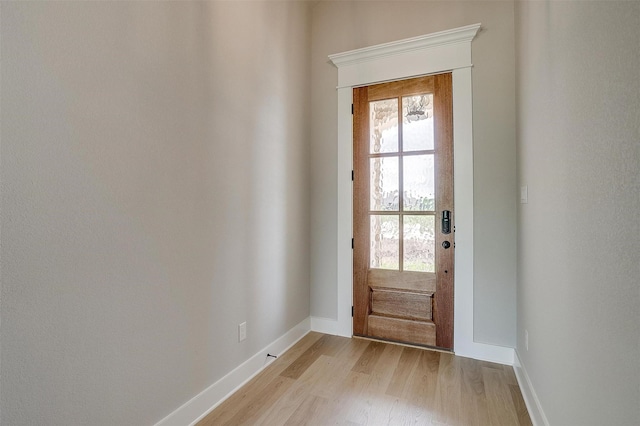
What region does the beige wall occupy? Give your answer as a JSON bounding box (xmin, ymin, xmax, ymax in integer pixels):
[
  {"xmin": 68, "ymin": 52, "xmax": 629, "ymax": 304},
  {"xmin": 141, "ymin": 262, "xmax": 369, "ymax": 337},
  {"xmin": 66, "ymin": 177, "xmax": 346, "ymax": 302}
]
[
  {"xmin": 0, "ymin": 2, "xmax": 311, "ymax": 424},
  {"xmin": 515, "ymin": 1, "xmax": 640, "ymax": 424},
  {"xmin": 310, "ymin": 1, "xmax": 518, "ymax": 347}
]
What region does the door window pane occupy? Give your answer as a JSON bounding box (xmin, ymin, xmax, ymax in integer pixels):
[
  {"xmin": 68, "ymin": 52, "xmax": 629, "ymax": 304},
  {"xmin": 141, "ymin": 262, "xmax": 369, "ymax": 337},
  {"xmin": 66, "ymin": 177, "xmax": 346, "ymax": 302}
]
[
  {"xmin": 370, "ymin": 157, "xmax": 399, "ymax": 211},
  {"xmin": 403, "ymin": 215, "xmax": 435, "ymax": 272},
  {"xmin": 370, "ymin": 99, "xmax": 398, "ymax": 153},
  {"xmin": 403, "ymin": 95, "xmax": 434, "ymax": 151},
  {"xmin": 370, "ymin": 215, "xmax": 399, "ymax": 270},
  {"xmin": 403, "ymin": 155, "xmax": 435, "ymax": 211}
]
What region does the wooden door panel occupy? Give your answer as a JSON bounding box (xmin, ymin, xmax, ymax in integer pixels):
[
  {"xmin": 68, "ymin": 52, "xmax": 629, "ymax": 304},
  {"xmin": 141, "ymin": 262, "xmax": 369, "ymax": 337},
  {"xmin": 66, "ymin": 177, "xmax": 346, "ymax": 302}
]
[
  {"xmin": 367, "ymin": 269, "xmax": 436, "ymax": 293},
  {"xmin": 371, "ymin": 289, "xmax": 432, "ymax": 321},
  {"xmin": 367, "ymin": 76, "xmax": 435, "ymax": 101},
  {"xmin": 352, "ymin": 85, "xmax": 371, "ymax": 337},
  {"xmin": 432, "ymin": 73, "xmax": 454, "ymax": 348},
  {"xmin": 368, "ymin": 315, "xmax": 436, "ymax": 346}
]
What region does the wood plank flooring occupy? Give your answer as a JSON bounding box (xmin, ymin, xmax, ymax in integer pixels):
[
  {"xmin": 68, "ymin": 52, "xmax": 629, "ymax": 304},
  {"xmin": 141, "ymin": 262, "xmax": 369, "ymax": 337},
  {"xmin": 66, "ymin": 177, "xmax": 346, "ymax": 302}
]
[{"xmin": 198, "ymin": 332, "xmax": 532, "ymax": 426}]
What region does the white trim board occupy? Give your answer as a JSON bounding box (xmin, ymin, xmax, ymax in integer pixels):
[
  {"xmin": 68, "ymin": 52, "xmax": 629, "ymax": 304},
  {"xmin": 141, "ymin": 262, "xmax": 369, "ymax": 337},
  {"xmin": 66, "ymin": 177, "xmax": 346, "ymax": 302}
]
[
  {"xmin": 310, "ymin": 316, "xmax": 340, "ymax": 336},
  {"xmin": 514, "ymin": 350, "xmax": 550, "ymax": 426},
  {"xmin": 329, "ymin": 23, "xmax": 513, "ymax": 365},
  {"xmin": 155, "ymin": 317, "xmax": 311, "ymax": 426}
]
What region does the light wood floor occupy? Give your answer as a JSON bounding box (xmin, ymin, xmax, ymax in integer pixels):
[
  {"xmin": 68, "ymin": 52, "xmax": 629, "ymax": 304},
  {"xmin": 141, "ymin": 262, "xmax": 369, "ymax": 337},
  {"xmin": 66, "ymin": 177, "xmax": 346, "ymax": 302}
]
[{"xmin": 198, "ymin": 332, "xmax": 532, "ymax": 425}]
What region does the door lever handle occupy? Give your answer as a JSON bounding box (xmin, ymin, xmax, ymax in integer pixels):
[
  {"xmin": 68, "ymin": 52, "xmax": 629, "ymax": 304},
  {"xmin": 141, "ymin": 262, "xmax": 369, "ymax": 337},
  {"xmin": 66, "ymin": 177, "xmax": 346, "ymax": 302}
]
[{"xmin": 442, "ymin": 210, "xmax": 451, "ymax": 234}]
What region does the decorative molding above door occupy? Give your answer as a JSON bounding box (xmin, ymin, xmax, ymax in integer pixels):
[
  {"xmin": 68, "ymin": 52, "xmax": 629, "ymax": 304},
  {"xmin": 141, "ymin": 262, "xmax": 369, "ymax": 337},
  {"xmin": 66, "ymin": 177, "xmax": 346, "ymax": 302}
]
[{"xmin": 329, "ymin": 23, "xmax": 481, "ymax": 88}]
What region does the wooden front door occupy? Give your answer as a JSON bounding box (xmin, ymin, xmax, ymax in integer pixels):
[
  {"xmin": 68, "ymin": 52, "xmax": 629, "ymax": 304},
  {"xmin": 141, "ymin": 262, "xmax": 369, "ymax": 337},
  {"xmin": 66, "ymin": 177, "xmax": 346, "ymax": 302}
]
[{"xmin": 353, "ymin": 73, "xmax": 454, "ymax": 350}]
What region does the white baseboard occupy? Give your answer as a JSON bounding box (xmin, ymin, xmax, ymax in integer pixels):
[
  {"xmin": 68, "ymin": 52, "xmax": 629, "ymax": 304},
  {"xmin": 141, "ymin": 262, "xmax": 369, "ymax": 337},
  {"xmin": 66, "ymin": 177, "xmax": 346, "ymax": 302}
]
[
  {"xmin": 155, "ymin": 317, "xmax": 311, "ymax": 426},
  {"xmin": 513, "ymin": 350, "xmax": 549, "ymax": 426},
  {"xmin": 310, "ymin": 316, "xmax": 341, "ymax": 335},
  {"xmin": 455, "ymin": 341, "xmax": 515, "ymax": 366}
]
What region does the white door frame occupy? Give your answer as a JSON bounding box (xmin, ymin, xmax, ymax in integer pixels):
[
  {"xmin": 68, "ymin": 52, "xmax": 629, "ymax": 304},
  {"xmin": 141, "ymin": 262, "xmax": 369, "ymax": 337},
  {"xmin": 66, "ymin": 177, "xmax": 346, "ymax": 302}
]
[{"xmin": 328, "ymin": 24, "xmax": 514, "ymax": 364}]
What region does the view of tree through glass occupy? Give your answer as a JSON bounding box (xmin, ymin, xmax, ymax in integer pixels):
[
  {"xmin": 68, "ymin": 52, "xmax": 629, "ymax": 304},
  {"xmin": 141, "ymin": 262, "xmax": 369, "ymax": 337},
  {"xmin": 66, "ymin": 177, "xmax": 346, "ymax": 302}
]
[{"xmin": 403, "ymin": 95, "xmax": 434, "ymax": 151}]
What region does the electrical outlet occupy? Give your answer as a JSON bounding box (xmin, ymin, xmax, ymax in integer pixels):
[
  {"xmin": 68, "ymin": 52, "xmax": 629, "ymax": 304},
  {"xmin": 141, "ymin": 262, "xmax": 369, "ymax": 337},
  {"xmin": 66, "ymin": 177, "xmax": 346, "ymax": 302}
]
[
  {"xmin": 239, "ymin": 322, "xmax": 247, "ymax": 342},
  {"xmin": 525, "ymin": 330, "xmax": 529, "ymax": 351}
]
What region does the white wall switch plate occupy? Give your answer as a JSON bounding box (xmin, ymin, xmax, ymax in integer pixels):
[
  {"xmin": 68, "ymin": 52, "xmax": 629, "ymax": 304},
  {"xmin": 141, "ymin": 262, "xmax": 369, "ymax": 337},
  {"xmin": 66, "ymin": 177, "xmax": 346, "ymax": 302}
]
[
  {"xmin": 520, "ymin": 185, "xmax": 528, "ymax": 204},
  {"xmin": 238, "ymin": 322, "xmax": 247, "ymax": 342}
]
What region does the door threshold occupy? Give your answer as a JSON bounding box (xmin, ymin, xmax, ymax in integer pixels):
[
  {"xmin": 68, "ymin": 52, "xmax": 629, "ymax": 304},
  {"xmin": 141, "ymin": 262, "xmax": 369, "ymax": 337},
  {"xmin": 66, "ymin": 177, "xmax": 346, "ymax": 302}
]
[{"xmin": 353, "ymin": 335, "xmax": 453, "ymax": 354}]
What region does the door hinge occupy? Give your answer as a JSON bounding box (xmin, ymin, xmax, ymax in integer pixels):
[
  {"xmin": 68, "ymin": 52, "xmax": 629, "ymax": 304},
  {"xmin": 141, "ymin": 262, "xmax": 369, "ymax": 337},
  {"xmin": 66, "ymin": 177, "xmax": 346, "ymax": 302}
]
[
  {"xmin": 351, "ymin": 238, "xmax": 354, "ymax": 249},
  {"xmin": 352, "ymin": 306, "xmax": 354, "ymax": 317},
  {"xmin": 351, "ymin": 170, "xmax": 354, "ymax": 181},
  {"xmin": 351, "ymin": 104, "xmax": 354, "ymax": 115}
]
